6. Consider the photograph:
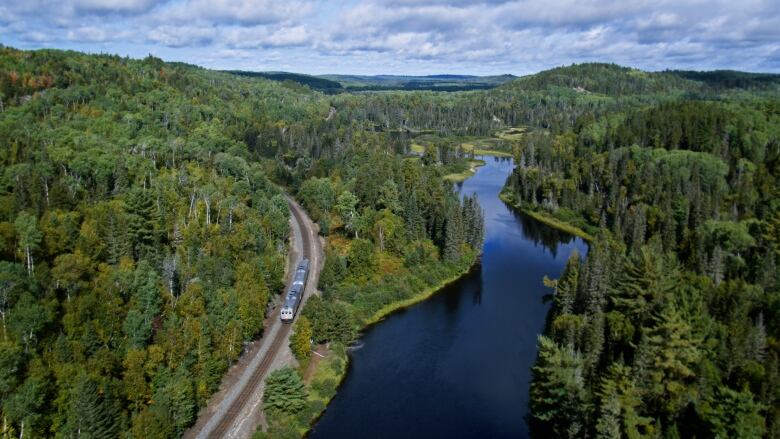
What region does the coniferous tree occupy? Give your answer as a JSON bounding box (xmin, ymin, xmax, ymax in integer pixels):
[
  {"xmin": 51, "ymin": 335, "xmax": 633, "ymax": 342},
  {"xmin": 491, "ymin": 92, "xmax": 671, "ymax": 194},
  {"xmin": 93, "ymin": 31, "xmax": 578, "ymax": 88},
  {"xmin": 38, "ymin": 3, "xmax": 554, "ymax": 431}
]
[
  {"xmin": 529, "ymin": 336, "xmax": 590, "ymax": 438},
  {"xmin": 263, "ymin": 367, "xmax": 307, "ymax": 415},
  {"xmin": 634, "ymin": 305, "xmax": 701, "ymax": 420},
  {"xmin": 443, "ymin": 202, "xmax": 465, "ymax": 262},
  {"xmin": 63, "ymin": 374, "xmax": 119, "ymax": 439},
  {"xmin": 126, "ymin": 188, "xmax": 160, "ymax": 262}
]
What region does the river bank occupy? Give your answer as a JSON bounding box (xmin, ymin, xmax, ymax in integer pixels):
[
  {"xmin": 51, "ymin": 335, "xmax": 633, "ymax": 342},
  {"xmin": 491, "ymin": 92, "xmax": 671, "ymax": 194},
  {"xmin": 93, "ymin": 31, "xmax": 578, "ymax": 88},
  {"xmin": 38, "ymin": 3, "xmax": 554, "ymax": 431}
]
[
  {"xmin": 260, "ymin": 222, "xmax": 481, "ymax": 437},
  {"xmin": 364, "ymin": 253, "xmax": 480, "ymax": 325},
  {"xmin": 267, "ymin": 251, "xmax": 481, "ymax": 437},
  {"xmin": 309, "ymin": 155, "xmax": 588, "ymax": 438},
  {"xmin": 443, "ymin": 159, "xmax": 486, "ymax": 183},
  {"xmin": 498, "ymin": 190, "xmax": 594, "ymax": 241}
]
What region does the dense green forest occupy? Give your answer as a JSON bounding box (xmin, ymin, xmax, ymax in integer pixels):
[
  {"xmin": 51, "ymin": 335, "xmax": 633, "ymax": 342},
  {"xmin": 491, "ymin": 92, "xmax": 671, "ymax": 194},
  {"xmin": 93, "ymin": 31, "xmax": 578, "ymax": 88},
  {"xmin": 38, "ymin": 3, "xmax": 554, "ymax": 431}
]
[
  {"xmin": 496, "ymin": 68, "xmax": 780, "ymax": 437},
  {"xmin": 0, "ymin": 47, "xmax": 313, "ymax": 438},
  {"xmin": 256, "ymin": 102, "xmax": 486, "ymax": 436},
  {"xmin": 0, "ymin": 47, "xmax": 486, "ymax": 438},
  {"xmin": 223, "ymin": 71, "xmax": 345, "ymax": 94},
  {"xmin": 329, "ymin": 61, "xmax": 780, "ymax": 438}
]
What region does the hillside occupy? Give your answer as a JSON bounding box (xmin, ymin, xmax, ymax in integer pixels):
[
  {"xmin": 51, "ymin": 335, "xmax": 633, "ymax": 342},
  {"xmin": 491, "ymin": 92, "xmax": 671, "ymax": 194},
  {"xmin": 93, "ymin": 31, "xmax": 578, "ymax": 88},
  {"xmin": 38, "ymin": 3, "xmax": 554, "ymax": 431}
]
[
  {"xmin": 223, "ymin": 70, "xmax": 344, "ymax": 93},
  {"xmin": 0, "ymin": 47, "xmax": 486, "ymax": 438},
  {"xmin": 667, "ymin": 69, "xmax": 780, "ymax": 90},
  {"xmin": 0, "ymin": 46, "xmax": 321, "ymax": 437},
  {"xmin": 320, "ymin": 73, "xmax": 516, "ymax": 91},
  {"xmin": 501, "ymin": 63, "xmax": 699, "ymax": 95}
]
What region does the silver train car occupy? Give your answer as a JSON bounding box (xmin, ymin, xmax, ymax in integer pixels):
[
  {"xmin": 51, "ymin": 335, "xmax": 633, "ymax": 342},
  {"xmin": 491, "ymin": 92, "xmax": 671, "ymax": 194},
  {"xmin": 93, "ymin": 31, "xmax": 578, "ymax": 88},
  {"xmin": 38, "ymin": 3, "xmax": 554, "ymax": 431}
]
[{"xmin": 280, "ymin": 259, "xmax": 309, "ymax": 322}]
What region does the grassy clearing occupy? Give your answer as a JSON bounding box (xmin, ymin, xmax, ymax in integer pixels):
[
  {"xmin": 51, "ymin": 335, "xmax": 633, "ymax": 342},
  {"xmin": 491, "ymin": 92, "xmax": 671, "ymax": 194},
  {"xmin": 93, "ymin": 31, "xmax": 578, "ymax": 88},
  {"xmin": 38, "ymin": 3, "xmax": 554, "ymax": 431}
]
[
  {"xmin": 443, "ymin": 159, "xmax": 486, "ymax": 182},
  {"xmin": 474, "ymin": 148, "xmax": 513, "ymax": 157},
  {"xmin": 458, "ymin": 141, "xmax": 513, "ymax": 157},
  {"xmin": 412, "ymin": 135, "xmax": 514, "ymax": 157},
  {"xmin": 305, "ymin": 345, "xmax": 347, "ymax": 404},
  {"xmin": 499, "ymin": 191, "xmax": 594, "ymax": 241},
  {"xmin": 495, "ymin": 127, "xmax": 527, "ymax": 141}
]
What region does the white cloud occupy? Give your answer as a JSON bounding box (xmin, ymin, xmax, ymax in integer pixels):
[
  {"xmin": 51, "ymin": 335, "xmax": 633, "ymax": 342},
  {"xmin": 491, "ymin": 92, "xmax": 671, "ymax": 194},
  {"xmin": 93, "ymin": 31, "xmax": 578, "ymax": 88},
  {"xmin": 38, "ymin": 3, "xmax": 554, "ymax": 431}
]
[
  {"xmin": 157, "ymin": 0, "xmax": 313, "ymax": 26},
  {"xmin": 0, "ymin": 0, "xmax": 778, "ymax": 73},
  {"xmin": 146, "ymin": 25, "xmax": 216, "ymax": 47},
  {"xmin": 264, "ymin": 25, "xmax": 310, "ymax": 47},
  {"xmin": 72, "ymin": 0, "xmax": 161, "ymax": 14},
  {"xmin": 66, "ymin": 26, "xmax": 116, "ymax": 43}
]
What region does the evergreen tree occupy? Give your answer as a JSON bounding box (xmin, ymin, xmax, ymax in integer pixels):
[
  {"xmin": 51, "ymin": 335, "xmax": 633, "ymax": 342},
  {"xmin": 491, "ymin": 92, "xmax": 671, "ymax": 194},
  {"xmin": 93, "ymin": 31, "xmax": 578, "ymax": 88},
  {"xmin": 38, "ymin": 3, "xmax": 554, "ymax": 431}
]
[
  {"xmin": 263, "ymin": 367, "xmax": 307, "ymax": 415},
  {"xmin": 443, "ymin": 203, "xmax": 464, "ymax": 262},
  {"xmin": 461, "ymin": 194, "xmax": 485, "ymax": 250},
  {"xmin": 318, "ymin": 246, "xmax": 347, "ymax": 292},
  {"xmin": 63, "ymin": 374, "xmax": 119, "ymax": 439},
  {"xmin": 701, "ymin": 387, "xmax": 765, "ymax": 438},
  {"xmin": 126, "ymin": 188, "xmax": 161, "ymax": 262},
  {"xmin": 596, "ymin": 363, "xmax": 654, "ymax": 439},
  {"xmin": 634, "ymin": 305, "xmax": 701, "ymax": 419},
  {"xmin": 402, "ymin": 190, "xmax": 425, "ymax": 241},
  {"xmin": 551, "ymin": 250, "xmax": 580, "ymax": 315},
  {"xmin": 610, "ymin": 246, "xmax": 677, "ymax": 327},
  {"xmin": 595, "ymin": 392, "xmax": 621, "ymax": 439},
  {"xmin": 123, "ymin": 261, "xmax": 162, "ymax": 348},
  {"xmin": 529, "ymin": 336, "xmax": 590, "ymax": 438}
]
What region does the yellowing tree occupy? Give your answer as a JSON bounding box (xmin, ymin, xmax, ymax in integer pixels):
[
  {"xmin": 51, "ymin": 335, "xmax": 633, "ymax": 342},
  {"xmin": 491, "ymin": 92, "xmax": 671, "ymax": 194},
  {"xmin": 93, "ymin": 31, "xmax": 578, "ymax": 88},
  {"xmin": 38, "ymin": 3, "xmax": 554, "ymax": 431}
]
[
  {"xmin": 291, "ymin": 316, "xmax": 313, "ymax": 361},
  {"xmin": 234, "ymin": 259, "xmax": 269, "ymax": 339}
]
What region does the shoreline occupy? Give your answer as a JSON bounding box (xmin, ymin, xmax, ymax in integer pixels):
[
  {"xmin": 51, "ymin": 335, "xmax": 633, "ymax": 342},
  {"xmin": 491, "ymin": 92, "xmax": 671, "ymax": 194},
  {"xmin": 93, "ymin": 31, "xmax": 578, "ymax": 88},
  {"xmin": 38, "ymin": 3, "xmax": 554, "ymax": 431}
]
[
  {"xmin": 365, "ymin": 255, "xmax": 480, "ymax": 326},
  {"xmin": 299, "ymin": 254, "xmax": 479, "ymax": 437},
  {"xmin": 498, "ymin": 191, "xmax": 594, "ymax": 242},
  {"xmin": 295, "ymin": 169, "xmax": 488, "ymax": 436},
  {"xmin": 296, "ymin": 164, "xmax": 592, "ymax": 439},
  {"xmin": 298, "ymin": 253, "xmax": 480, "ymax": 436},
  {"xmin": 443, "ymin": 159, "xmax": 486, "ymax": 182},
  {"xmin": 298, "ymin": 156, "xmax": 586, "ymax": 438}
]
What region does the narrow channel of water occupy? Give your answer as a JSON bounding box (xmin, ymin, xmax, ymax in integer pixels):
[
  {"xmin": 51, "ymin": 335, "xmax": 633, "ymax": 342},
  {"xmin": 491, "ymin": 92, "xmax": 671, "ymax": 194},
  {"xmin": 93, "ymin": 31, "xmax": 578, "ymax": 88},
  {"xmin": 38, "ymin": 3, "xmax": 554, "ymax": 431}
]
[{"xmin": 311, "ymin": 156, "xmax": 588, "ymax": 438}]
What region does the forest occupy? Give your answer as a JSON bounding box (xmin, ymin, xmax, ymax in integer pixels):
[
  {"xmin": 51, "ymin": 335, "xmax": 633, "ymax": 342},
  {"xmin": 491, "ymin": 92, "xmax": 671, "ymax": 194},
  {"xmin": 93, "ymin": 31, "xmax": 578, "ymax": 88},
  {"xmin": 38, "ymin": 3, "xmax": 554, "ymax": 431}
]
[
  {"xmin": 0, "ymin": 46, "xmax": 485, "ymax": 438},
  {"xmin": 499, "ymin": 70, "xmax": 780, "ymax": 437},
  {"xmin": 324, "ymin": 61, "xmax": 780, "ymax": 438},
  {"xmin": 1, "ymin": 45, "xmax": 779, "ymax": 439}
]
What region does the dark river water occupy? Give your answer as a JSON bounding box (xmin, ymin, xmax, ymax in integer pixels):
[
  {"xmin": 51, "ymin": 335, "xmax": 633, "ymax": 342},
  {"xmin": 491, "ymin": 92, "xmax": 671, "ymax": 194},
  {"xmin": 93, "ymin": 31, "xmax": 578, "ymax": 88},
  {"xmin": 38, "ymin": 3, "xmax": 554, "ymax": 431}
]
[{"xmin": 310, "ymin": 156, "xmax": 588, "ymax": 438}]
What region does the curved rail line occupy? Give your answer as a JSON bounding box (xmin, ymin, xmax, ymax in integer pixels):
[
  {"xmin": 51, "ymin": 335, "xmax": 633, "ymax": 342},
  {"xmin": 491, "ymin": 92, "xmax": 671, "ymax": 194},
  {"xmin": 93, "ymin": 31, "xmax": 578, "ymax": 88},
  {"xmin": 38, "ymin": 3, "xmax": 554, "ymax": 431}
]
[{"xmin": 208, "ymin": 199, "xmax": 313, "ymax": 438}]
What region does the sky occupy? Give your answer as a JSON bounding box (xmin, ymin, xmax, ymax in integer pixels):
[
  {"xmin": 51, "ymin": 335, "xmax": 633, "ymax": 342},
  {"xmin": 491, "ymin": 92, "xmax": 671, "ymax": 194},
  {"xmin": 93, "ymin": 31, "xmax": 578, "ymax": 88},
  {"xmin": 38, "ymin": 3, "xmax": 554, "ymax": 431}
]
[{"xmin": 1, "ymin": 0, "xmax": 779, "ymax": 76}]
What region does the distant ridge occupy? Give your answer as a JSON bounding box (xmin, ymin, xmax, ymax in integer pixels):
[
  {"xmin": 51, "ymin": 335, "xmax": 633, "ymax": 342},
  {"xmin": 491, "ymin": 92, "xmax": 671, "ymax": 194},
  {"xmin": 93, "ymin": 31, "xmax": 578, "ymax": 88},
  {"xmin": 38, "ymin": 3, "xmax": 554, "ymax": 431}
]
[
  {"xmin": 499, "ymin": 63, "xmax": 780, "ymax": 96},
  {"xmin": 224, "ymin": 63, "xmax": 780, "ymax": 95},
  {"xmin": 665, "ymin": 69, "xmax": 780, "ymax": 90},
  {"xmin": 321, "ymin": 73, "xmax": 516, "ymax": 91},
  {"xmin": 222, "ymin": 70, "xmax": 344, "ymax": 92},
  {"xmin": 222, "ymin": 70, "xmax": 516, "ymax": 93}
]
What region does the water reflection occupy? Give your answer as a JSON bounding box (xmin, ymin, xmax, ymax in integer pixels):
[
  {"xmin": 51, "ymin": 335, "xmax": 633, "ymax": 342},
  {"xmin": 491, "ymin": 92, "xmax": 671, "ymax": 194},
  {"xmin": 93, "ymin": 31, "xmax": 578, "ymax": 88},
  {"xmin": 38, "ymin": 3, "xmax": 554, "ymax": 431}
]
[{"xmin": 513, "ymin": 211, "xmax": 578, "ymax": 259}]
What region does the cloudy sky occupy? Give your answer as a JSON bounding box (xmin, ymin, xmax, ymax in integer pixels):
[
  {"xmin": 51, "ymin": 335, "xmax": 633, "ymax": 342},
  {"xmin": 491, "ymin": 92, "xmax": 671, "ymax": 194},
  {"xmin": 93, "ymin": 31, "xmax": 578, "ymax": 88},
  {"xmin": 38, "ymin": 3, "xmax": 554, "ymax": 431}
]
[{"xmin": 1, "ymin": 0, "xmax": 779, "ymax": 75}]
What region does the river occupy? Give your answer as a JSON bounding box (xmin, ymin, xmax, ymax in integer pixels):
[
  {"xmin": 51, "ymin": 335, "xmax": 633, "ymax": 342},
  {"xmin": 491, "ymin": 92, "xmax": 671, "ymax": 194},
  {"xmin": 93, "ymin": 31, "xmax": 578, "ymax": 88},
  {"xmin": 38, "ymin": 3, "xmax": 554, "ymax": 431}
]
[{"xmin": 310, "ymin": 156, "xmax": 588, "ymax": 438}]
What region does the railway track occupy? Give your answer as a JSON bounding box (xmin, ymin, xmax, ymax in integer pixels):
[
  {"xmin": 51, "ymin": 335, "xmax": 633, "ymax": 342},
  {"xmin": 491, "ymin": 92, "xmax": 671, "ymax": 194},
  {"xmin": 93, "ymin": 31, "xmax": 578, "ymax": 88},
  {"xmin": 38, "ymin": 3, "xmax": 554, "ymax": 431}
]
[{"xmin": 205, "ymin": 197, "xmax": 315, "ymax": 438}]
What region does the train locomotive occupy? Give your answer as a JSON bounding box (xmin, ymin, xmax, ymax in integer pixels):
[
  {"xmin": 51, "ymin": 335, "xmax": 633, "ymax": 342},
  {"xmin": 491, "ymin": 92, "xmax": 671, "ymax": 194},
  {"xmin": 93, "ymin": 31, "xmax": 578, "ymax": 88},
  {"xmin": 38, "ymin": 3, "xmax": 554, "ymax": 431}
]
[{"xmin": 280, "ymin": 258, "xmax": 309, "ymax": 322}]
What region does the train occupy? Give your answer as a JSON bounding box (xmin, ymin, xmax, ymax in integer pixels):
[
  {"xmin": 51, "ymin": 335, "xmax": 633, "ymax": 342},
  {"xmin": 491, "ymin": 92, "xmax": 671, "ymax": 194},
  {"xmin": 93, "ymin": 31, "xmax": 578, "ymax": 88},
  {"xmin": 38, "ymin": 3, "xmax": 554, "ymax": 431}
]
[{"xmin": 280, "ymin": 258, "xmax": 309, "ymax": 323}]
